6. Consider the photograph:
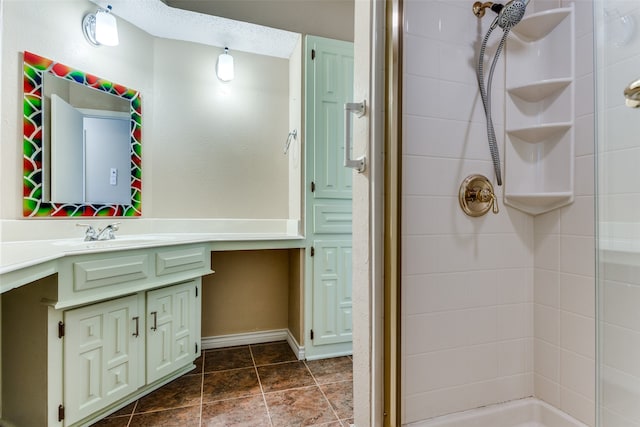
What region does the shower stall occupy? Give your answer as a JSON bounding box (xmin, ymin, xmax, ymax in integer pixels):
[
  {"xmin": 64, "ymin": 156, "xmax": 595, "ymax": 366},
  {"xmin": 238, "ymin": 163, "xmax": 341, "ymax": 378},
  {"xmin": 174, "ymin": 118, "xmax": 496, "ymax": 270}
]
[{"xmin": 400, "ymin": 0, "xmax": 640, "ymax": 425}]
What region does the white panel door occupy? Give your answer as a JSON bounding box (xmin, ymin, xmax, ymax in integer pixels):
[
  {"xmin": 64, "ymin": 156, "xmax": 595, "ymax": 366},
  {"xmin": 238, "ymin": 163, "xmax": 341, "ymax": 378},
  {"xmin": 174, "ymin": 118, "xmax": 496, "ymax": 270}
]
[
  {"xmin": 146, "ymin": 281, "xmax": 199, "ymax": 383},
  {"xmin": 312, "ymin": 240, "xmax": 353, "ymax": 346},
  {"xmin": 50, "ymin": 94, "xmax": 84, "ymax": 202},
  {"xmin": 305, "ymin": 35, "xmax": 355, "ymax": 358},
  {"xmin": 64, "ymin": 294, "xmax": 141, "ymax": 426}
]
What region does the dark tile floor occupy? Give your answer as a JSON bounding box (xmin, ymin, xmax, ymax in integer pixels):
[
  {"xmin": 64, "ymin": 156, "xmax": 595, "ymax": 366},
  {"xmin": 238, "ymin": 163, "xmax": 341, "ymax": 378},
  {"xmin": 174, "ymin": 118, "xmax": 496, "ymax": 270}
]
[{"xmin": 91, "ymin": 341, "xmax": 353, "ymax": 427}]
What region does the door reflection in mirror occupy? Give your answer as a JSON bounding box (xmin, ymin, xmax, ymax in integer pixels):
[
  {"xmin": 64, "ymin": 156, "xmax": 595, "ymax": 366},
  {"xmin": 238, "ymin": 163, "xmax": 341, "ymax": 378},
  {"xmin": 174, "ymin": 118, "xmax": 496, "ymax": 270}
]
[{"xmin": 44, "ymin": 73, "xmax": 131, "ymax": 205}]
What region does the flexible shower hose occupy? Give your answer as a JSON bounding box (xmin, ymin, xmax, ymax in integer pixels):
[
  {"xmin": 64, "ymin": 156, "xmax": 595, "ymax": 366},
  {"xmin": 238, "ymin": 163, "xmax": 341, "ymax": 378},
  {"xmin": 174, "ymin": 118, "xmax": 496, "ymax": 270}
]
[{"xmin": 477, "ymin": 19, "xmax": 510, "ymax": 186}]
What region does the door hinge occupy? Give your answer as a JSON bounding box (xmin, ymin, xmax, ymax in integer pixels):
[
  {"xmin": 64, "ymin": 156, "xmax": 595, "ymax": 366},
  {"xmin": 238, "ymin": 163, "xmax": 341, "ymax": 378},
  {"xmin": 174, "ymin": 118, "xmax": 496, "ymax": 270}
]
[
  {"xmin": 58, "ymin": 404, "xmax": 65, "ymax": 421},
  {"xmin": 195, "ymin": 342, "xmax": 198, "ymax": 354},
  {"xmin": 195, "ymin": 286, "xmax": 198, "ymax": 297},
  {"xmin": 58, "ymin": 321, "xmax": 65, "ymax": 339},
  {"xmin": 311, "ymin": 181, "xmax": 315, "ymax": 192},
  {"xmin": 310, "ymin": 329, "xmax": 314, "ymax": 340},
  {"xmin": 311, "ymin": 49, "xmax": 316, "ymax": 60},
  {"xmin": 310, "ymin": 246, "xmax": 315, "ymax": 257}
]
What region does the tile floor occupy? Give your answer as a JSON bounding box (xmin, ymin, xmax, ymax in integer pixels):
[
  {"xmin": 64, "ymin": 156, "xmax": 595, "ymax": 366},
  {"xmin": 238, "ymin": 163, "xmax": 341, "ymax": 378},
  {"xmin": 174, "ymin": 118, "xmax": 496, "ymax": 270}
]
[{"xmin": 91, "ymin": 341, "xmax": 353, "ymax": 426}]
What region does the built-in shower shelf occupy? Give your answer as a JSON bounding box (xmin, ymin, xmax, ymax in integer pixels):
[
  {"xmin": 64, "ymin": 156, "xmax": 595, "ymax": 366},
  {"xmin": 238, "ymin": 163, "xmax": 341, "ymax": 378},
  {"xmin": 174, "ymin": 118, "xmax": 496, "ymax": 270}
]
[
  {"xmin": 506, "ymin": 123, "xmax": 572, "ymax": 143},
  {"xmin": 512, "ymin": 7, "xmax": 572, "ymax": 41},
  {"xmin": 507, "ymin": 78, "xmax": 572, "ymax": 102},
  {"xmin": 504, "ymin": 5, "xmax": 574, "ymax": 216},
  {"xmin": 504, "ymin": 192, "xmax": 573, "ymax": 215}
]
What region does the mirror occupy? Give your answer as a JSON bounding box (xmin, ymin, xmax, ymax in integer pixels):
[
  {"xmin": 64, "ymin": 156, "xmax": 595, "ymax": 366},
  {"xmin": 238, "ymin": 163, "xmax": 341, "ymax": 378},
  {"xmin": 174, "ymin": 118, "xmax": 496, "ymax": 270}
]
[{"xmin": 23, "ymin": 51, "xmax": 142, "ymax": 217}]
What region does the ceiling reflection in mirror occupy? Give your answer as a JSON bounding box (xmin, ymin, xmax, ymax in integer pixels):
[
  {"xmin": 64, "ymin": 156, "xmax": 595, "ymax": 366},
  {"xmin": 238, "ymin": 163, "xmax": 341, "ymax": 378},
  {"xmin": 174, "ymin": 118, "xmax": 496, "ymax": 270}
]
[{"xmin": 23, "ymin": 51, "xmax": 142, "ymax": 217}]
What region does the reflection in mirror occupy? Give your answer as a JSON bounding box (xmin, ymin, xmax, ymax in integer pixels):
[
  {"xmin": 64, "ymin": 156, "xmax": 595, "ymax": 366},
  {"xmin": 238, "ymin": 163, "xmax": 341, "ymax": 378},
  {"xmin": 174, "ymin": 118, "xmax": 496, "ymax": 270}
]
[
  {"xmin": 23, "ymin": 51, "xmax": 142, "ymax": 217},
  {"xmin": 45, "ymin": 74, "xmax": 131, "ymax": 204}
]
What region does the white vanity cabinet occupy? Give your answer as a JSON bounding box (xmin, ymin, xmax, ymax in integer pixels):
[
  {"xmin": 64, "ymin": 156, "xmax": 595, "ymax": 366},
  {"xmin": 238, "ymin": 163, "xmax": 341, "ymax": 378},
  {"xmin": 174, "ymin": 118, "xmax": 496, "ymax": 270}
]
[
  {"xmin": 63, "ymin": 294, "xmax": 143, "ymax": 426},
  {"xmin": 146, "ymin": 281, "xmax": 200, "ymax": 383},
  {"xmin": 1, "ymin": 243, "xmax": 211, "ymax": 427}
]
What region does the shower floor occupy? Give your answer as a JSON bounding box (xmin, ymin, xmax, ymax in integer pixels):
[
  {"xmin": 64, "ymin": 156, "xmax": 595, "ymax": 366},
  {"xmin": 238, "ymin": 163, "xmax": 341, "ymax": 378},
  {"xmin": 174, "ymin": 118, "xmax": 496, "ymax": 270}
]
[{"xmin": 405, "ymin": 397, "xmax": 588, "ymax": 427}]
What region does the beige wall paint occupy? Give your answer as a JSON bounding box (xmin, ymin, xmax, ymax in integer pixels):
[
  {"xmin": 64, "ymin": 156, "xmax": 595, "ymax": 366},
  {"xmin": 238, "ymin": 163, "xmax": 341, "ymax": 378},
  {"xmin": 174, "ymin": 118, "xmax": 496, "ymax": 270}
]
[
  {"xmin": 1, "ymin": 0, "xmax": 293, "ymax": 221},
  {"xmin": 150, "ymin": 39, "xmax": 290, "ymax": 218},
  {"xmin": 2, "ymin": 275, "xmax": 57, "ymax": 426},
  {"xmin": 287, "ymin": 249, "xmax": 304, "ymax": 345},
  {"xmin": 201, "ymin": 250, "xmax": 291, "ymax": 337}
]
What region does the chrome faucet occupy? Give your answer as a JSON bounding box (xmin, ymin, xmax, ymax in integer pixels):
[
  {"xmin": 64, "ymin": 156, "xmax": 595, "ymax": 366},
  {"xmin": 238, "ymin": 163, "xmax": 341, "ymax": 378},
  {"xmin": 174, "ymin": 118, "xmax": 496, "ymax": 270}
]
[{"xmin": 76, "ymin": 222, "xmax": 120, "ymax": 241}]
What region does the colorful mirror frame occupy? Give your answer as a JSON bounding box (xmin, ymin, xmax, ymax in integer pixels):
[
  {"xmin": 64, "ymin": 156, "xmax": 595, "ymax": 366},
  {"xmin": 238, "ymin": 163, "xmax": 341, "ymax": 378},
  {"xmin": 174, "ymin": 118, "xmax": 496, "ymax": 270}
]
[{"xmin": 23, "ymin": 51, "xmax": 142, "ymax": 217}]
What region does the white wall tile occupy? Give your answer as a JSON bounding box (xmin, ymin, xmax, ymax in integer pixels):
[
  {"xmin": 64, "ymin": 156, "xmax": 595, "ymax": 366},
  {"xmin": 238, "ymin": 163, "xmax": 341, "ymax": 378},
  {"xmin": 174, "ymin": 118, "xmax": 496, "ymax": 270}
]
[
  {"xmin": 560, "ymin": 273, "xmax": 595, "ymax": 318},
  {"xmin": 536, "ymin": 373, "xmax": 561, "ymax": 407},
  {"xmin": 561, "ymin": 350, "xmax": 596, "ymax": 400},
  {"xmin": 535, "ymin": 338, "xmax": 560, "ymax": 382},
  {"xmin": 498, "ymin": 303, "xmax": 533, "ymax": 340},
  {"xmin": 534, "ymin": 269, "xmax": 560, "ymax": 307},
  {"xmin": 561, "ymin": 311, "xmax": 595, "ymax": 359},
  {"xmin": 534, "ymin": 232, "xmax": 560, "ymax": 270},
  {"xmin": 575, "ymin": 114, "xmax": 595, "ymax": 157},
  {"xmin": 535, "ymin": 304, "xmax": 560, "ymax": 344},
  {"xmin": 498, "ymin": 338, "xmax": 534, "ymax": 376},
  {"xmin": 560, "ymin": 196, "xmax": 595, "ymax": 237},
  {"xmin": 560, "ymin": 386, "xmax": 596, "ymax": 426},
  {"xmin": 560, "ymin": 235, "xmax": 596, "ymax": 277}
]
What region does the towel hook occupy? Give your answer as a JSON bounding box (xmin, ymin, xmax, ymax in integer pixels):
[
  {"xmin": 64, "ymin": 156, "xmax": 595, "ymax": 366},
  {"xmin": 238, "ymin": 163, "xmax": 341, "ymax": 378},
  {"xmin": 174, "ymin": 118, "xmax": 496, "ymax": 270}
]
[{"xmin": 284, "ymin": 129, "xmax": 298, "ymax": 154}]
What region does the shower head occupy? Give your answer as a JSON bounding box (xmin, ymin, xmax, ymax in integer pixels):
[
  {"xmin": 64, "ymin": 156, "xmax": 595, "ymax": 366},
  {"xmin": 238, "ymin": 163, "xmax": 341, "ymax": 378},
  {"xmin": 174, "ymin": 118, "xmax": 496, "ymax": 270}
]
[
  {"xmin": 495, "ymin": 0, "xmax": 528, "ymax": 29},
  {"xmin": 473, "ymin": 0, "xmax": 529, "ymax": 29}
]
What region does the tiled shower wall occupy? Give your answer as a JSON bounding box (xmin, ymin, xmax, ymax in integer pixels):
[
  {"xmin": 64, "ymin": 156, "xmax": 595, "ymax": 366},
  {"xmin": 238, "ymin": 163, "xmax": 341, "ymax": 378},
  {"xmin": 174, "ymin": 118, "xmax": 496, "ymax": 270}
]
[
  {"xmin": 401, "ymin": 0, "xmax": 595, "ymax": 425},
  {"xmin": 532, "ymin": 1, "xmax": 595, "ymax": 426},
  {"xmin": 401, "ymin": 0, "xmax": 534, "ymax": 423}
]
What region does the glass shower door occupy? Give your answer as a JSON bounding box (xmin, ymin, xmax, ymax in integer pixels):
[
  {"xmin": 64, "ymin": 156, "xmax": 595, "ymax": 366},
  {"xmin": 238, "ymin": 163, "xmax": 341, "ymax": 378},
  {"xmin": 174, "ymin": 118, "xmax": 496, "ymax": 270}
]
[{"xmin": 596, "ymin": 1, "xmax": 640, "ymax": 426}]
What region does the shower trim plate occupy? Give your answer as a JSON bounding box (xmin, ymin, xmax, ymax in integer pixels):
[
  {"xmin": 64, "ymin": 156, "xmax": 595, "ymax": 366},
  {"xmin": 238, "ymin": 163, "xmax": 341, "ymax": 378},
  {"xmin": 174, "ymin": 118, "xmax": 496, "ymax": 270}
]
[{"xmin": 459, "ymin": 174, "xmax": 499, "ymax": 217}]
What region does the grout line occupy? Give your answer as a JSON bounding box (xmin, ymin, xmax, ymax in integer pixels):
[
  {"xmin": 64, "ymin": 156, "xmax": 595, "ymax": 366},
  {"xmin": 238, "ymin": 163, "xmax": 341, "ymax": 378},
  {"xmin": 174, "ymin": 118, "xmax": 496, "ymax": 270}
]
[
  {"xmin": 250, "ymin": 345, "xmax": 275, "ymax": 427},
  {"xmin": 125, "ymin": 400, "xmax": 138, "ymax": 427},
  {"xmin": 199, "ymin": 352, "xmax": 204, "ymax": 426},
  {"xmin": 304, "ymin": 360, "xmax": 342, "ymax": 424}
]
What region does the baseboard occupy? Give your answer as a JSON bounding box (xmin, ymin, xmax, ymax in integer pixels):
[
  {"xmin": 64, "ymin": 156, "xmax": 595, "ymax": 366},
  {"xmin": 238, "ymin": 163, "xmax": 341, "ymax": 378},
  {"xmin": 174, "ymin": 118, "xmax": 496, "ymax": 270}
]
[{"xmin": 201, "ymin": 329, "xmax": 305, "ymax": 360}]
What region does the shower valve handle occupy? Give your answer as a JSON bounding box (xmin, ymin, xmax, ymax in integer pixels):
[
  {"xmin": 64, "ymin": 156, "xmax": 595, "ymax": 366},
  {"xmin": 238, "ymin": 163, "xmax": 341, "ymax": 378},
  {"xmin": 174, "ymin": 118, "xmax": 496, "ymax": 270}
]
[{"xmin": 459, "ymin": 175, "xmax": 499, "ymax": 217}]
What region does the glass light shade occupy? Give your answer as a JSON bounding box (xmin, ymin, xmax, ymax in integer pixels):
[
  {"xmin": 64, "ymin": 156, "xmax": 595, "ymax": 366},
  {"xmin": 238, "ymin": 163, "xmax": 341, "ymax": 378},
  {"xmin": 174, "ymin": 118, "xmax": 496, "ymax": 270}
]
[
  {"xmin": 217, "ymin": 51, "xmax": 234, "ymax": 82},
  {"xmin": 95, "ymin": 9, "xmax": 119, "ymax": 46}
]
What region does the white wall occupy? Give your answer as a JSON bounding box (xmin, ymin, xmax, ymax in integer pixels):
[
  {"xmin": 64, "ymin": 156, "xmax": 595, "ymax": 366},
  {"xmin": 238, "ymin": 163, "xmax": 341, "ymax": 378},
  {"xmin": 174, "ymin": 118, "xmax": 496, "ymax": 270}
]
[
  {"xmin": 401, "ymin": 0, "xmax": 535, "ymax": 422},
  {"xmin": 531, "ymin": 1, "xmax": 596, "ymax": 425},
  {"xmin": 288, "ymin": 37, "xmax": 303, "ymax": 230},
  {"xmin": 595, "ymin": 1, "xmax": 640, "ymax": 426}
]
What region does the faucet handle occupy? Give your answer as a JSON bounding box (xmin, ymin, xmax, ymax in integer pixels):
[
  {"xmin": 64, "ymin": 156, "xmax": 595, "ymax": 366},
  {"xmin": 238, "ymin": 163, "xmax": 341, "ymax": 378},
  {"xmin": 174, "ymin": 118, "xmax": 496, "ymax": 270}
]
[
  {"xmin": 76, "ymin": 223, "xmax": 98, "ymax": 241},
  {"xmin": 106, "ymin": 222, "xmax": 121, "ymax": 231}
]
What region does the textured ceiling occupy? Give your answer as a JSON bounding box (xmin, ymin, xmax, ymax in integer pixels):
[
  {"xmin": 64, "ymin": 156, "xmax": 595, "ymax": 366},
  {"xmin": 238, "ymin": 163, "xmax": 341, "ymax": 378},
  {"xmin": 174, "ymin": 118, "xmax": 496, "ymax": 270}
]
[
  {"xmin": 90, "ymin": 0, "xmax": 301, "ymax": 58},
  {"xmin": 166, "ymin": 0, "xmax": 354, "ymax": 42}
]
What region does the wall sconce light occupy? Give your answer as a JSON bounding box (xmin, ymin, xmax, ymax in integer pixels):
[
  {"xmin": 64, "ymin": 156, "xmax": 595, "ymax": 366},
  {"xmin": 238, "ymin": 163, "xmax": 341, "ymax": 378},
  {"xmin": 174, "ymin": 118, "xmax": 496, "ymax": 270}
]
[
  {"xmin": 82, "ymin": 5, "xmax": 119, "ymax": 47},
  {"xmin": 216, "ymin": 48, "xmax": 234, "ymax": 82}
]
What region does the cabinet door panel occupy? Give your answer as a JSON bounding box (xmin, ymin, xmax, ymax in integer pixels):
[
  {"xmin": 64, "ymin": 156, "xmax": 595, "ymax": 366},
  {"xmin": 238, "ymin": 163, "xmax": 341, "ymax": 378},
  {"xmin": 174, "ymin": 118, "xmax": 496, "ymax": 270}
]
[
  {"xmin": 146, "ymin": 281, "xmax": 198, "ymax": 383},
  {"xmin": 312, "ymin": 240, "xmax": 353, "ymax": 346},
  {"xmin": 64, "ymin": 294, "xmax": 140, "ymax": 426}
]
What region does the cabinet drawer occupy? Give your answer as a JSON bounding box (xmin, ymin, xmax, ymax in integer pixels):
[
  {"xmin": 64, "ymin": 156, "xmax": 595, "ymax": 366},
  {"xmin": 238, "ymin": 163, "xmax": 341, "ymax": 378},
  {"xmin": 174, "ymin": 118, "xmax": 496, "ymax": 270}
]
[
  {"xmin": 156, "ymin": 246, "xmax": 207, "ymax": 276},
  {"xmin": 313, "ymin": 204, "xmax": 352, "ymax": 234},
  {"xmin": 73, "ymin": 254, "xmax": 150, "ymax": 291}
]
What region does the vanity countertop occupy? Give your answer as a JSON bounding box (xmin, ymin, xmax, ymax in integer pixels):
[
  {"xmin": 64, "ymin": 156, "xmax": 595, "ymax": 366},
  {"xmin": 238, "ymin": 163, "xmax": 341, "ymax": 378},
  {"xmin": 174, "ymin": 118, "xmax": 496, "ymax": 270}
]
[{"xmin": 0, "ymin": 232, "xmax": 305, "ymax": 293}]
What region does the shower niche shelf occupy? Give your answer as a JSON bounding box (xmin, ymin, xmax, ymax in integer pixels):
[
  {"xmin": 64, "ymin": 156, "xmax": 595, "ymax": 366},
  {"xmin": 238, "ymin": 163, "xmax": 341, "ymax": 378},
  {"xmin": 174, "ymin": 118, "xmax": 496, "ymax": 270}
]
[
  {"xmin": 506, "ymin": 123, "xmax": 571, "ymax": 142},
  {"xmin": 511, "ymin": 7, "xmax": 572, "ymax": 41},
  {"xmin": 504, "ymin": 5, "xmax": 575, "ymax": 216},
  {"xmin": 507, "ymin": 78, "xmax": 572, "ymax": 102}
]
